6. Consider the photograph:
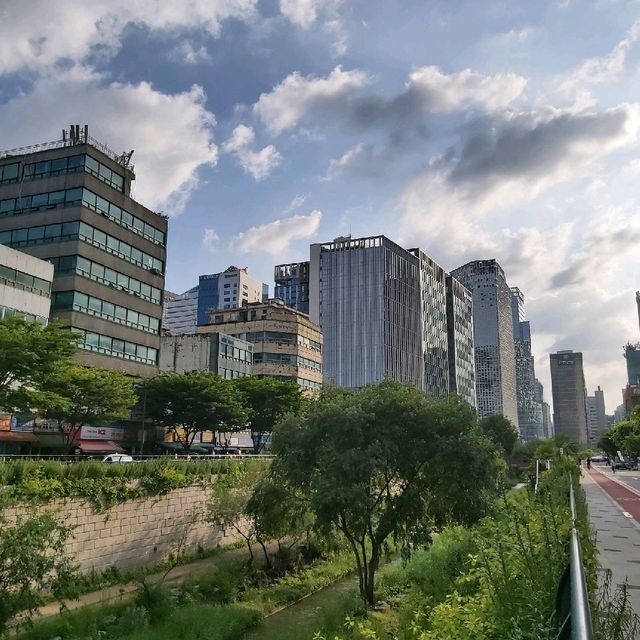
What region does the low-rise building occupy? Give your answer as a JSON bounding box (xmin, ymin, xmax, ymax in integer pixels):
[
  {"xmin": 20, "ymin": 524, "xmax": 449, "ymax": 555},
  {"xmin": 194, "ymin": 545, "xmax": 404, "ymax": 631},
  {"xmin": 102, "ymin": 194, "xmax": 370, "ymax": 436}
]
[{"xmin": 198, "ymin": 299, "xmax": 323, "ymax": 393}]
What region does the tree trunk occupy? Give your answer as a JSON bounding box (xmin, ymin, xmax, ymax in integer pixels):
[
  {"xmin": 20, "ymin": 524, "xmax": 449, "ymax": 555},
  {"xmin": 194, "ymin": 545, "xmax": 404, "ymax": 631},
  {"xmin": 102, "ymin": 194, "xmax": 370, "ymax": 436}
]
[
  {"xmin": 257, "ymin": 537, "xmax": 272, "ymax": 570},
  {"xmin": 364, "ymin": 544, "xmax": 380, "ymax": 606}
]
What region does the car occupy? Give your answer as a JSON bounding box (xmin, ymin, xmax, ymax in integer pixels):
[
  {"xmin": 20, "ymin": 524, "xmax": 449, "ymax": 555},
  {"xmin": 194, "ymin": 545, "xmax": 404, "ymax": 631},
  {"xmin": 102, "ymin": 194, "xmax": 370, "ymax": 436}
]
[{"xmin": 102, "ymin": 454, "xmax": 134, "ymax": 463}]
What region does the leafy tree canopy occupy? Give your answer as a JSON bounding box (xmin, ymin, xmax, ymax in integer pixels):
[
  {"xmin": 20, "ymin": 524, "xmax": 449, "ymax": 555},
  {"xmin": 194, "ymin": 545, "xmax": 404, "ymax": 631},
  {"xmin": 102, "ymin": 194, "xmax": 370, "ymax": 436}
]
[
  {"xmin": 608, "ymin": 409, "xmax": 640, "ymax": 458},
  {"xmin": 479, "ymin": 414, "xmax": 519, "ymax": 455},
  {"xmin": 271, "ymin": 380, "xmax": 502, "ymax": 605},
  {"xmin": 0, "ymin": 318, "xmax": 78, "ymax": 412},
  {"xmin": 144, "ymin": 371, "xmax": 249, "ymax": 450},
  {"xmin": 233, "ymin": 376, "xmax": 305, "ymax": 452}
]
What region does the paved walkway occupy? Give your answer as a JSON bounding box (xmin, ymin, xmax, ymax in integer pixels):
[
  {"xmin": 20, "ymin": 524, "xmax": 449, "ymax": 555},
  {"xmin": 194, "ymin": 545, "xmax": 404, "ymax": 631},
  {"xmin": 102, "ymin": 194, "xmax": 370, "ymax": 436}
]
[{"xmin": 582, "ymin": 465, "xmax": 640, "ymax": 615}]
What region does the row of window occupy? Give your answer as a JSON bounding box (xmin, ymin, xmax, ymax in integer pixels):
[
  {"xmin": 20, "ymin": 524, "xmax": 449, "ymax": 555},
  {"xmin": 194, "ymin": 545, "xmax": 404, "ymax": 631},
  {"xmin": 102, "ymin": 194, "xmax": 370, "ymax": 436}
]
[
  {"xmin": 0, "ymin": 186, "xmax": 165, "ymax": 246},
  {"xmin": 243, "ymin": 330, "xmax": 322, "ymax": 352},
  {"xmin": 48, "ymin": 255, "xmax": 162, "ymax": 304},
  {"xmin": 0, "ymin": 264, "xmax": 51, "ymax": 297},
  {"xmin": 219, "ymin": 368, "xmax": 250, "ymax": 380},
  {"xmin": 0, "ymin": 154, "xmax": 125, "ymax": 191},
  {"xmin": 53, "ymin": 291, "xmax": 160, "ymax": 334},
  {"xmin": 253, "ymin": 351, "xmax": 322, "ymax": 372},
  {"xmin": 73, "ymin": 328, "xmax": 158, "ymax": 365},
  {"xmin": 219, "ymin": 342, "xmax": 252, "ymax": 363},
  {"xmin": 0, "ymin": 222, "xmax": 164, "ymax": 273},
  {"xmin": 0, "ymin": 305, "xmax": 47, "ymax": 325}
]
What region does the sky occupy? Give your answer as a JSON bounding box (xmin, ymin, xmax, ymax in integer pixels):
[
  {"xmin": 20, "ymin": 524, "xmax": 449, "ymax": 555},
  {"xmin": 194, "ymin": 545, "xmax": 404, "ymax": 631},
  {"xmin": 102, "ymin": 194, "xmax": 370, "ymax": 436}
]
[{"xmin": 1, "ymin": 0, "xmax": 639, "ymax": 412}]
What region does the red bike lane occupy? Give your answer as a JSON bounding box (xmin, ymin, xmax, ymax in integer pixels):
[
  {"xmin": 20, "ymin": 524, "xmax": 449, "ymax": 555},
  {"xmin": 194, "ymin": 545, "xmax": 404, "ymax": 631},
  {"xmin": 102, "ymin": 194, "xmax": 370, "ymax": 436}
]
[{"xmin": 588, "ymin": 466, "xmax": 640, "ymax": 524}]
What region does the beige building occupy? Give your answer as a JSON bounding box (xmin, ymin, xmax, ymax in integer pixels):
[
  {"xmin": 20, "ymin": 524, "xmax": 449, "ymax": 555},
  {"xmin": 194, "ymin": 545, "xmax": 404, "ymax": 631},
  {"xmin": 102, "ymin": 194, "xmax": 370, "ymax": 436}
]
[{"xmin": 198, "ymin": 299, "xmax": 322, "ymax": 393}]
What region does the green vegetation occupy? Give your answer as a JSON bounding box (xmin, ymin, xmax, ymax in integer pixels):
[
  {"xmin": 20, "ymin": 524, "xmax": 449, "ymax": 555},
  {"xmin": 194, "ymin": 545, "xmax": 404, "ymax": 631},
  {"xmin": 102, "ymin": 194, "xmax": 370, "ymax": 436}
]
[
  {"xmin": 479, "ymin": 413, "xmax": 519, "ymax": 455},
  {"xmin": 271, "ymin": 380, "xmax": 503, "ymax": 605},
  {"xmin": 0, "ymin": 458, "xmax": 270, "ymax": 509},
  {"xmin": 601, "ymin": 406, "xmax": 640, "ymax": 458}
]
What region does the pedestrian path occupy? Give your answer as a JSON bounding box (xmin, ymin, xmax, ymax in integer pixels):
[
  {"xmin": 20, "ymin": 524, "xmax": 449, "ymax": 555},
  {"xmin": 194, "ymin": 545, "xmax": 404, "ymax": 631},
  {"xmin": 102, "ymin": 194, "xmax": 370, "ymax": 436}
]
[{"xmin": 582, "ymin": 466, "xmax": 640, "ymax": 615}]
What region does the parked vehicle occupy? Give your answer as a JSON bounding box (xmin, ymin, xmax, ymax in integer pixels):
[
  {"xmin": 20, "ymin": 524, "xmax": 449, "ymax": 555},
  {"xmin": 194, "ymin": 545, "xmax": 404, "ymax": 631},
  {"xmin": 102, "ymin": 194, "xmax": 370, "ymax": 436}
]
[{"xmin": 102, "ymin": 454, "xmax": 134, "ymax": 463}]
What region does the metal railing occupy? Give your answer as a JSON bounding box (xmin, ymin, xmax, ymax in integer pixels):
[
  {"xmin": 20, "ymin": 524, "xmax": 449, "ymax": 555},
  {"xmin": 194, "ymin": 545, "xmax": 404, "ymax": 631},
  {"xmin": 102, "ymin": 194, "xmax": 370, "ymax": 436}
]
[{"xmin": 555, "ymin": 477, "xmax": 594, "ymax": 640}]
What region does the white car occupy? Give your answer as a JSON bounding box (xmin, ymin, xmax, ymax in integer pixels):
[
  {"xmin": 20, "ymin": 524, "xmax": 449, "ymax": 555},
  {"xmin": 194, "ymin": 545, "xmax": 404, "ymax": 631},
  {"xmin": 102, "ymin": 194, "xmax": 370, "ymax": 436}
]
[{"xmin": 102, "ymin": 454, "xmax": 134, "ymax": 463}]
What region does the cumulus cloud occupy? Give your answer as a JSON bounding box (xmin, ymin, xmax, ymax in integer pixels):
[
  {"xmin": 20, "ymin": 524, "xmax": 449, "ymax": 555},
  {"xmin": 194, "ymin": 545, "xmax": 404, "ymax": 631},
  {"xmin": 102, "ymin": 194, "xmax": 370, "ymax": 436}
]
[
  {"xmin": 279, "ymin": 0, "xmax": 336, "ymax": 28},
  {"xmin": 202, "ymin": 228, "xmax": 220, "ymax": 251},
  {"xmin": 253, "ymin": 66, "xmax": 370, "ymax": 134},
  {"xmin": 0, "ymin": 0, "xmax": 258, "ymax": 75},
  {"xmin": 222, "ymin": 124, "xmax": 282, "ymax": 180},
  {"xmin": 233, "ymin": 210, "xmax": 322, "ymax": 255},
  {"xmin": 0, "ymin": 67, "xmax": 218, "ymax": 212},
  {"xmin": 169, "ymin": 41, "xmax": 212, "ymax": 64}
]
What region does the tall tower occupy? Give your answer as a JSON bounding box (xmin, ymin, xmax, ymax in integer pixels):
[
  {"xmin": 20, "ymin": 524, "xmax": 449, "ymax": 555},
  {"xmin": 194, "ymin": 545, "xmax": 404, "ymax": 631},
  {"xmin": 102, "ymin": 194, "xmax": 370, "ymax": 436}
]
[
  {"xmin": 0, "ymin": 126, "xmax": 167, "ymax": 375},
  {"xmin": 451, "ymin": 260, "xmax": 518, "ymax": 426},
  {"xmin": 550, "ymin": 350, "xmax": 588, "ymax": 444}
]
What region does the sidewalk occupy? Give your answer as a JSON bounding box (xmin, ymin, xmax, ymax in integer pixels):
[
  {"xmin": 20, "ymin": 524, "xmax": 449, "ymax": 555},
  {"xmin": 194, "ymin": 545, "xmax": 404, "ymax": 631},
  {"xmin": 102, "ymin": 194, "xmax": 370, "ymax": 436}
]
[{"xmin": 582, "ymin": 467, "xmax": 640, "ymax": 614}]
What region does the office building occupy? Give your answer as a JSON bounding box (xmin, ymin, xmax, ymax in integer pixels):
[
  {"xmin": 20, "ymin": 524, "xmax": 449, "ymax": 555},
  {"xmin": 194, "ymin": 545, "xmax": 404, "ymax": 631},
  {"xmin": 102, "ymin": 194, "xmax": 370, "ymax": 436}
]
[
  {"xmin": 0, "ymin": 244, "xmax": 53, "ymax": 323},
  {"xmin": 613, "ymin": 404, "xmax": 627, "ymax": 424},
  {"xmin": 637, "ymin": 290, "xmax": 640, "ymax": 332},
  {"xmin": 198, "ymin": 299, "xmax": 322, "ymax": 393},
  {"xmin": 511, "ymin": 288, "xmax": 543, "ymax": 440},
  {"xmin": 625, "ymin": 343, "xmax": 640, "ymax": 386},
  {"xmin": 274, "ymin": 261, "xmax": 310, "ymax": 314},
  {"xmin": 445, "ymin": 275, "xmax": 476, "ymax": 407},
  {"xmin": 197, "ymin": 266, "xmax": 266, "ymax": 325},
  {"xmin": 160, "ymin": 332, "xmax": 253, "ymax": 379},
  {"xmin": 0, "ymin": 126, "xmax": 167, "ymax": 376},
  {"xmin": 542, "ymin": 401, "xmax": 553, "ymax": 438},
  {"xmin": 162, "ymin": 286, "xmax": 198, "ymax": 335},
  {"xmin": 309, "ymin": 236, "xmax": 424, "ymax": 389},
  {"xmin": 451, "ymin": 260, "xmax": 518, "ymax": 426},
  {"xmin": 586, "ymin": 386, "xmax": 607, "ymax": 445},
  {"xmin": 549, "ymin": 350, "xmax": 588, "ymax": 444}
]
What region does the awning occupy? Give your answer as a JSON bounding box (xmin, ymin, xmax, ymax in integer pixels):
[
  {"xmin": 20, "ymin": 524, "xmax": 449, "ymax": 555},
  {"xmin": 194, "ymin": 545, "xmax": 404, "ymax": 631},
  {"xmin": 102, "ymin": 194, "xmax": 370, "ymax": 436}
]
[
  {"xmin": 78, "ymin": 440, "xmax": 125, "ymax": 454},
  {"xmin": 0, "ymin": 431, "xmax": 39, "ymax": 443}
]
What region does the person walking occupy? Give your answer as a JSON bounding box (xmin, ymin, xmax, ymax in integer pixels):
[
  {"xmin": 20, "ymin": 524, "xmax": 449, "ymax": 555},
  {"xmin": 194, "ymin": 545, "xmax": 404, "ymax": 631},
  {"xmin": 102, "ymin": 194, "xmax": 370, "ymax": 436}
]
[{"xmin": 586, "ymin": 456, "xmax": 591, "ymax": 470}]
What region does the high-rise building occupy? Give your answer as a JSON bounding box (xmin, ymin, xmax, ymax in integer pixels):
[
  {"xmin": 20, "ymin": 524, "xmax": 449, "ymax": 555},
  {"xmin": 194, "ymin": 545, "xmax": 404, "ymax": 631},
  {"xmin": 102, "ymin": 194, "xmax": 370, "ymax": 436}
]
[
  {"xmin": 614, "ymin": 404, "xmax": 627, "ymax": 424},
  {"xmin": 445, "ymin": 275, "xmax": 476, "ymax": 408},
  {"xmin": 511, "ymin": 288, "xmax": 543, "ymax": 440},
  {"xmin": 162, "ymin": 286, "xmax": 198, "ymax": 335},
  {"xmin": 586, "ymin": 386, "xmax": 607, "ymax": 445},
  {"xmin": 0, "ymin": 126, "xmax": 167, "ymax": 375},
  {"xmin": 274, "ymin": 262, "xmax": 310, "ymax": 314},
  {"xmin": 197, "ymin": 266, "xmax": 266, "ymax": 325},
  {"xmin": 0, "ymin": 244, "xmax": 53, "ymax": 324},
  {"xmin": 451, "ymin": 260, "xmax": 518, "ymax": 426},
  {"xmin": 198, "ymin": 299, "xmax": 323, "ymax": 394},
  {"xmin": 542, "ymin": 401, "xmax": 553, "ymax": 438},
  {"xmin": 636, "ymin": 291, "xmax": 640, "ymax": 332},
  {"xmin": 625, "ymin": 343, "xmax": 640, "ymax": 386},
  {"xmin": 550, "ymin": 350, "xmax": 588, "ymax": 444}
]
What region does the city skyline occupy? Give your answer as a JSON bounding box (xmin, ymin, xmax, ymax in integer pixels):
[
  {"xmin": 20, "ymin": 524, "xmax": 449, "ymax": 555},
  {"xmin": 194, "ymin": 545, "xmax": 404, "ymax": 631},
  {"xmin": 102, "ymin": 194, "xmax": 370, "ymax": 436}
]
[{"xmin": 1, "ymin": 2, "xmax": 639, "ymax": 408}]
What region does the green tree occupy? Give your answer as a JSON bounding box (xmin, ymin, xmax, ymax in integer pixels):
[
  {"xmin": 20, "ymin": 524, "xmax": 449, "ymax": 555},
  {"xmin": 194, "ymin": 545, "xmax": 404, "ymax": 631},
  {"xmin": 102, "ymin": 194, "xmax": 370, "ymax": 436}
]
[
  {"xmin": 271, "ymin": 380, "xmax": 502, "ymax": 606},
  {"xmin": 42, "ymin": 365, "xmax": 137, "ymax": 453},
  {"xmin": 479, "ymin": 414, "xmax": 519, "ymax": 455},
  {"xmin": 609, "ymin": 409, "xmax": 640, "ymax": 458},
  {"xmin": 0, "ymin": 510, "xmax": 77, "ymax": 633},
  {"xmin": 0, "ymin": 317, "xmax": 78, "ymax": 413},
  {"xmin": 233, "ymin": 376, "xmax": 305, "ymax": 453},
  {"xmin": 145, "ymin": 371, "xmax": 249, "ymax": 451},
  {"xmin": 598, "ymin": 430, "xmax": 618, "ymax": 458}
]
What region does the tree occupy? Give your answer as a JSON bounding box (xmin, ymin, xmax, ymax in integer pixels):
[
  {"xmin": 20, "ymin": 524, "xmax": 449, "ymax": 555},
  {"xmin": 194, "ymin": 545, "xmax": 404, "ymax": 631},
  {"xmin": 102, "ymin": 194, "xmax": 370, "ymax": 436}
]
[
  {"xmin": 479, "ymin": 414, "xmax": 519, "ymax": 455},
  {"xmin": 0, "ymin": 510, "xmax": 77, "ymax": 633},
  {"xmin": 144, "ymin": 371, "xmax": 249, "ymax": 451},
  {"xmin": 233, "ymin": 376, "xmax": 305, "ymax": 453},
  {"xmin": 0, "ymin": 318, "xmax": 78, "ymax": 413},
  {"xmin": 42, "ymin": 365, "xmax": 137, "ymax": 453},
  {"xmin": 271, "ymin": 380, "xmax": 502, "ymax": 606},
  {"xmin": 598, "ymin": 430, "xmax": 618, "ymax": 458},
  {"xmin": 609, "ymin": 409, "xmax": 640, "ymax": 458}
]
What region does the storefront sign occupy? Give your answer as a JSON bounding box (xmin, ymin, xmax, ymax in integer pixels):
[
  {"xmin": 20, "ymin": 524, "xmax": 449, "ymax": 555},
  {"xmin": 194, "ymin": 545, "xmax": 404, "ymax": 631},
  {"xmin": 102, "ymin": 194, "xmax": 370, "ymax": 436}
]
[
  {"xmin": 0, "ymin": 414, "xmax": 12, "ymax": 431},
  {"xmin": 80, "ymin": 426, "xmax": 125, "ymax": 441}
]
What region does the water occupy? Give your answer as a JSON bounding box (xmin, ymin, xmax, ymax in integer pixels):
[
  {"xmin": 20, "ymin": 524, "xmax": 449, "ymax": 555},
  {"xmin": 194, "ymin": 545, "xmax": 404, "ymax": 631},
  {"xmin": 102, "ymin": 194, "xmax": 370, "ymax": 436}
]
[{"xmin": 244, "ymin": 574, "xmax": 361, "ymax": 640}]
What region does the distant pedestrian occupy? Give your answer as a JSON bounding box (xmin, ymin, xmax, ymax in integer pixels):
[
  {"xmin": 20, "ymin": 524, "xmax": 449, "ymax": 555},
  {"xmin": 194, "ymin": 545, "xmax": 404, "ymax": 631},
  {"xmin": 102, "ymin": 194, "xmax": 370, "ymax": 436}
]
[
  {"xmin": 586, "ymin": 457, "xmax": 591, "ymax": 470},
  {"xmin": 611, "ymin": 459, "xmax": 616, "ymax": 474}
]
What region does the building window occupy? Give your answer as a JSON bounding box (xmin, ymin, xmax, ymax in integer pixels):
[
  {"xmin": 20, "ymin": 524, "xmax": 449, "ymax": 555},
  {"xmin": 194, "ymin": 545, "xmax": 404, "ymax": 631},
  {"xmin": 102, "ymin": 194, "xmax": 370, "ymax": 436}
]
[{"xmin": 73, "ymin": 328, "xmax": 158, "ymax": 365}]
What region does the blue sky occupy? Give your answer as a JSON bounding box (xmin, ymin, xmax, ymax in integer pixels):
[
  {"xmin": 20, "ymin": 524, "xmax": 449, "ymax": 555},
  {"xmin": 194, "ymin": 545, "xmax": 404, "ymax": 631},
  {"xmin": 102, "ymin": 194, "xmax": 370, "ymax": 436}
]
[{"xmin": 1, "ymin": 0, "xmax": 640, "ymax": 410}]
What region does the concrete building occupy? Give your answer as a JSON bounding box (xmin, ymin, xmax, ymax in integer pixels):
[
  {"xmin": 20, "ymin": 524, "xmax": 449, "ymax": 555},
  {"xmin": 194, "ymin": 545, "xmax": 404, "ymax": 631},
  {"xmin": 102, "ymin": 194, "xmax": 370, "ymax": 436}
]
[
  {"xmin": 0, "ymin": 126, "xmax": 167, "ymax": 375},
  {"xmin": 162, "ymin": 286, "xmax": 198, "ymax": 335},
  {"xmin": 614, "ymin": 404, "xmax": 627, "ymax": 424},
  {"xmin": 445, "ymin": 275, "xmax": 476, "ymax": 408},
  {"xmin": 586, "ymin": 386, "xmax": 607, "ymax": 445},
  {"xmin": 550, "ymin": 350, "xmax": 588, "ymax": 445},
  {"xmin": 160, "ymin": 333, "xmax": 253, "ymax": 379},
  {"xmin": 309, "ymin": 236, "xmax": 424, "ymax": 390},
  {"xmin": 0, "ymin": 244, "xmax": 53, "ymax": 323},
  {"xmin": 197, "ymin": 266, "xmax": 266, "ymax": 325},
  {"xmin": 625, "ymin": 343, "xmax": 640, "ymax": 386},
  {"xmin": 451, "ymin": 260, "xmax": 518, "ymax": 426},
  {"xmin": 198, "ymin": 299, "xmax": 322, "ymax": 393},
  {"xmin": 542, "ymin": 401, "xmax": 553, "ymax": 438},
  {"xmin": 274, "ymin": 261, "xmax": 310, "ymax": 314},
  {"xmin": 511, "ymin": 288, "xmax": 543, "ymax": 440}
]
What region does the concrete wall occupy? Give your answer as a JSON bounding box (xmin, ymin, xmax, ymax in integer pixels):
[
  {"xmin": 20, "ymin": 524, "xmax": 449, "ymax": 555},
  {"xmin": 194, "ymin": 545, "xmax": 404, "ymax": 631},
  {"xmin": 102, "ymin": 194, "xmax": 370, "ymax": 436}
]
[{"xmin": 3, "ymin": 484, "xmax": 239, "ymax": 574}]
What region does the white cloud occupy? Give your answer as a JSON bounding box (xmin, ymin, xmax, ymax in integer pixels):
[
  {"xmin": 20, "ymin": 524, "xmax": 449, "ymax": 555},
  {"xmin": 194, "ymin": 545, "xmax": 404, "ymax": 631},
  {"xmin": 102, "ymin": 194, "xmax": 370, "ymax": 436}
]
[
  {"xmin": 279, "ymin": 0, "xmax": 323, "ymax": 27},
  {"xmin": 324, "ymin": 144, "xmax": 365, "ymax": 180},
  {"xmin": 222, "ymin": 124, "xmax": 282, "ymax": 180},
  {"xmin": 202, "ymin": 228, "xmax": 220, "ymax": 251},
  {"xmin": 285, "ymin": 194, "xmax": 307, "ymax": 212},
  {"xmin": 169, "ymin": 42, "xmax": 212, "ymax": 64},
  {"xmin": 233, "ymin": 210, "xmax": 322, "ymax": 255},
  {"xmin": 406, "ymin": 65, "xmax": 527, "ymax": 113},
  {"xmin": 0, "ymin": 67, "xmax": 218, "ymax": 213},
  {"xmin": 0, "ymin": 0, "xmax": 258, "ymax": 75},
  {"xmin": 253, "ymin": 65, "xmax": 370, "ymax": 134}
]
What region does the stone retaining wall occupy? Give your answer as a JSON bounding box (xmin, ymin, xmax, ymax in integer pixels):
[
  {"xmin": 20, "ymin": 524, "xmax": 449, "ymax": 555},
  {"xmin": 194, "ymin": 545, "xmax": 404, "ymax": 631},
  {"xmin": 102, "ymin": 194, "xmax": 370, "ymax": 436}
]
[{"xmin": 4, "ymin": 485, "xmax": 237, "ymax": 573}]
